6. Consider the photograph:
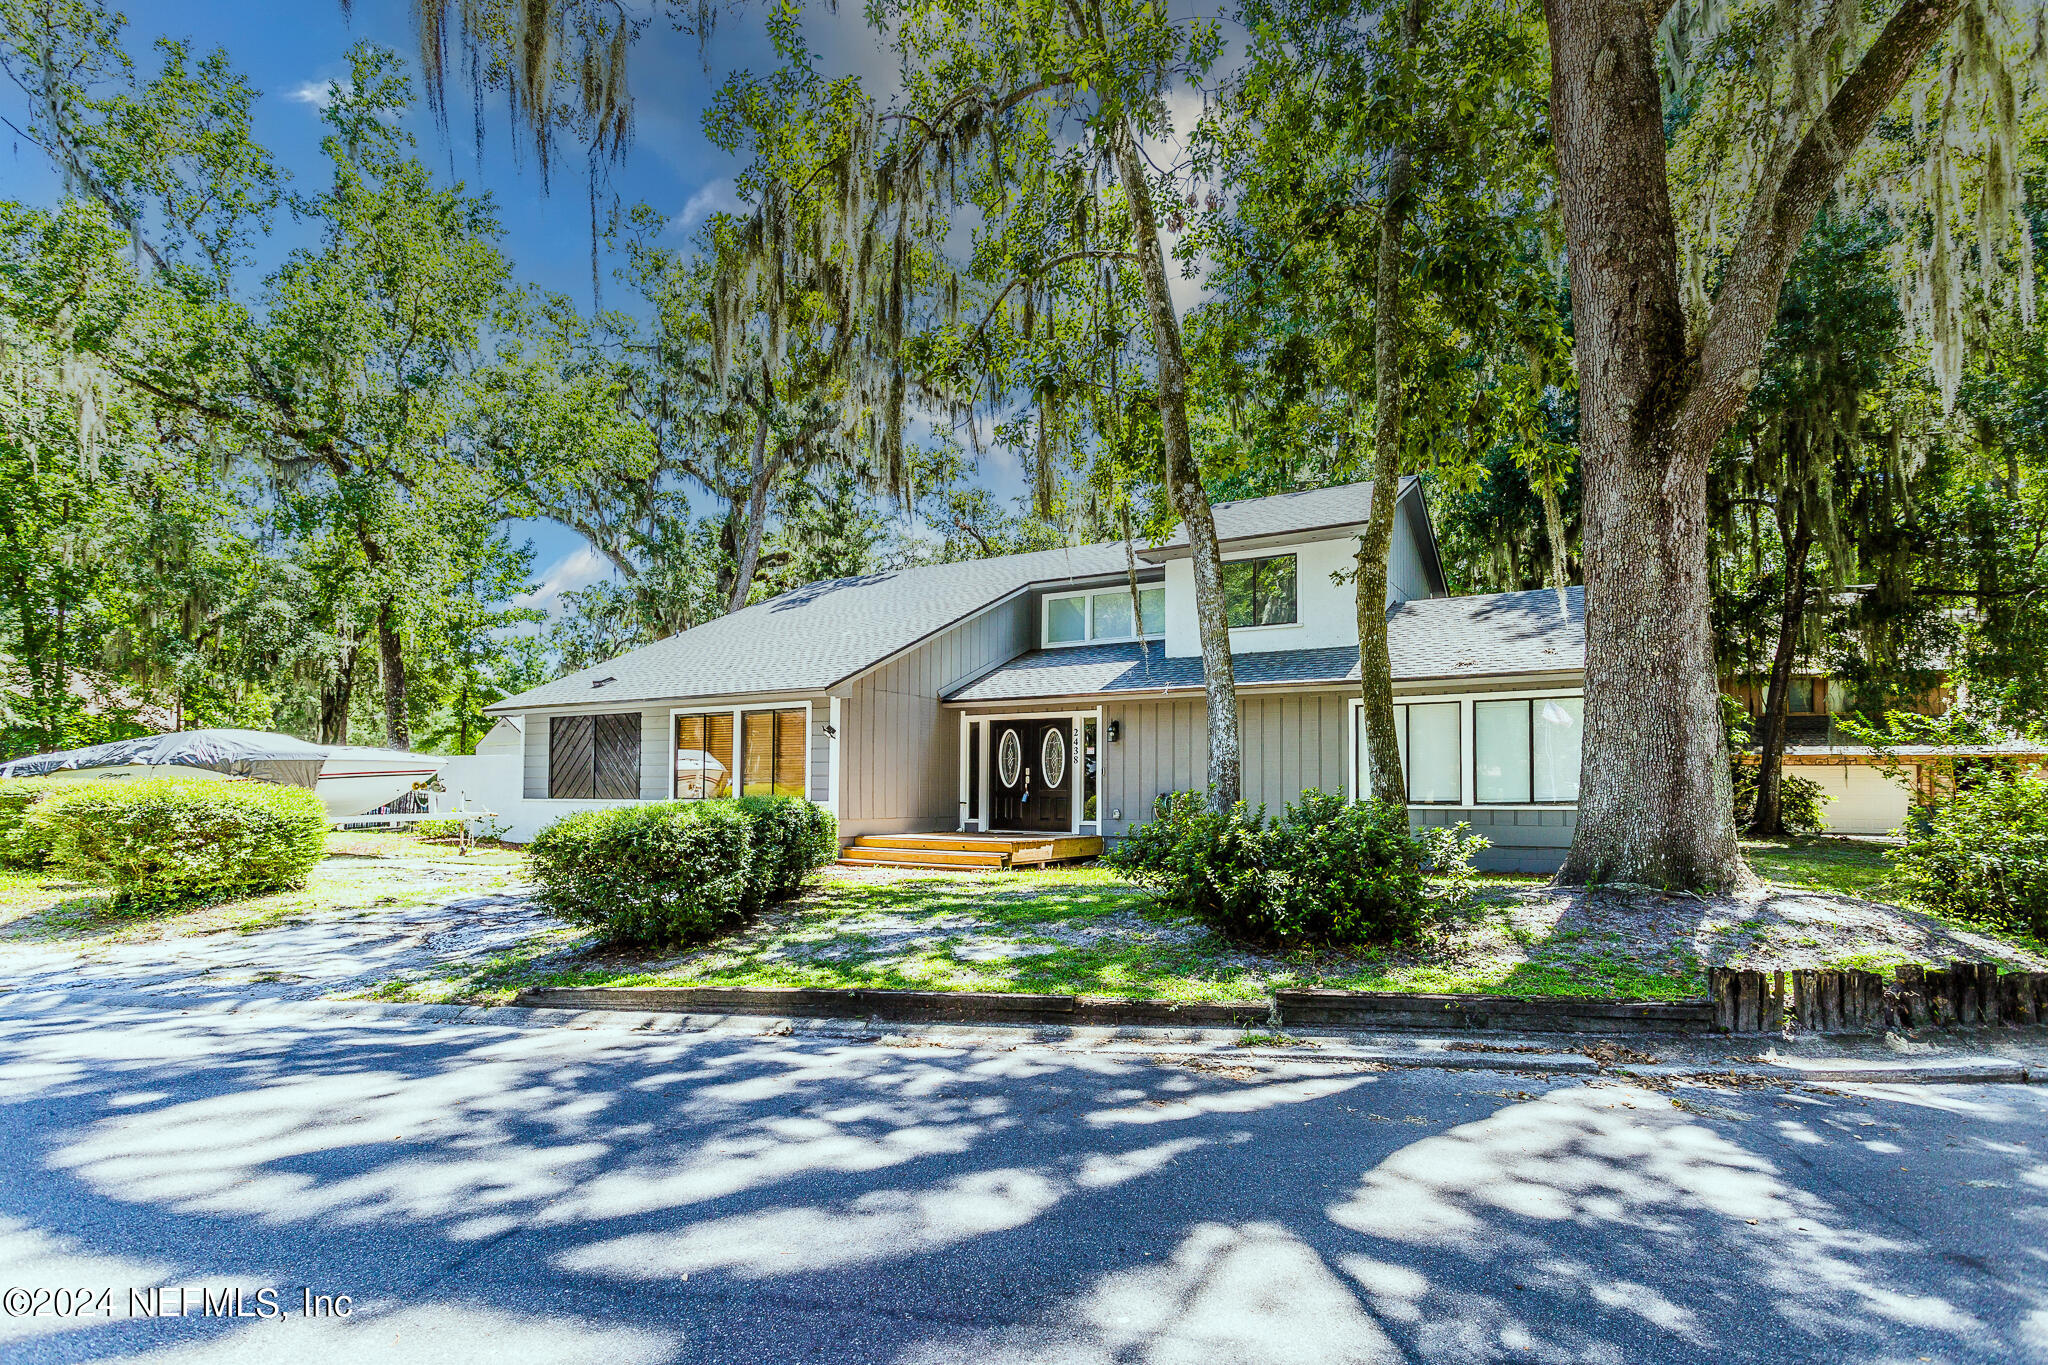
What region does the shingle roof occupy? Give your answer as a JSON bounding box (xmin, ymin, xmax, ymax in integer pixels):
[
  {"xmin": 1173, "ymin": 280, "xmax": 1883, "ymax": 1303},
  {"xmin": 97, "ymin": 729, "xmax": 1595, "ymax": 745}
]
[
  {"xmin": 1141, "ymin": 477, "xmax": 1413, "ymax": 556},
  {"xmin": 488, "ymin": 541, "xmax": 1133, "ymax": 711},
  {"xmin": 488, "ymin": 479, "xmax": 1427, "ymax": 713},
  {"xmin": 946, "ymin": 586, "xmax": 1584, "ymax": 702}
]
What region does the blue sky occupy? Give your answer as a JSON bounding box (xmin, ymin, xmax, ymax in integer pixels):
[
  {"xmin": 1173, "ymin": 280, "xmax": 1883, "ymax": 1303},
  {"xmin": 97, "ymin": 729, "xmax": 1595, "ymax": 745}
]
[{"xmin": 1, "ymin": 0, "xmax": 1026, "ymax": 613}]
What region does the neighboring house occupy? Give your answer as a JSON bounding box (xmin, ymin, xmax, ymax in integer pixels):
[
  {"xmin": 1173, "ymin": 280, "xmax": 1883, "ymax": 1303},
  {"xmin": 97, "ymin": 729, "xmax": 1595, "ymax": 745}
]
[
  {"xmin": 484, "ymin": 478, "xmax": 1593, "ymax": 871},
  {"xmin": 1723, "ymin": 671, "xmax": 2048, "ymax": 835}
]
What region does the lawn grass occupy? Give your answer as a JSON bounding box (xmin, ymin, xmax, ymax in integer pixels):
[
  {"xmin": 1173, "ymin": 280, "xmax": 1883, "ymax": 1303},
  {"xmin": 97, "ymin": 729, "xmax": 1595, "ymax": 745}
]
[
  {"xmin": 1740, "ymin": 835, "xmax": 1899, "ymax": 899},
  {"xmin": 0, "ymin": 829, "xmax": 527, "ymax": 945}
]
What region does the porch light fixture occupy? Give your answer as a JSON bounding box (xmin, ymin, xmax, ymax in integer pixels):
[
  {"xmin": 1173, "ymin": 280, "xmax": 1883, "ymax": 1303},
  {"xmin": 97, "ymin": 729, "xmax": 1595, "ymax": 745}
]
[{"xmin": 1106, "ymin": 720, "xmax": 1120, "ymax": 743}]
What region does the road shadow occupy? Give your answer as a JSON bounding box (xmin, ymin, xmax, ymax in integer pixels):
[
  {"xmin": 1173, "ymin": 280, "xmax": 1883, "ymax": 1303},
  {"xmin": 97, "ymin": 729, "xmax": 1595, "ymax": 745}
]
[{"xmin": 0, "ymin": 993, "xmax": 2041, "ymax": 1364}]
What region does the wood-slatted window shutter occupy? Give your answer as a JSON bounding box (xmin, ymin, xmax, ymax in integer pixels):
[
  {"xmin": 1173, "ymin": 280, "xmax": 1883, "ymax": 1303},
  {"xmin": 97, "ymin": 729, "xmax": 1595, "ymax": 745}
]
[
  {"xmin": 548, "ymin": 716, "xmax": 595, "ymax": 799},
  {"xmin": 594, "ymin": 714, "xmax": 640, "ymax": 800}
]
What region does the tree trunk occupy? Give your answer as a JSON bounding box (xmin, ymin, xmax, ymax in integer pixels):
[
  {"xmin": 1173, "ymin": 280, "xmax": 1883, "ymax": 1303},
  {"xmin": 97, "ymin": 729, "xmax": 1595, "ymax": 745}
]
[
  {"xmin": 1355, "ymin": 0, "xmax": 1421, "ymax": 807},
  {"xmin": 376, "ymin": 601, "xmax": 410, "ymax": 750},
  {"xmin": 1108, "ymin": 120, "xmax": 1241, "ymax": 811},
  {"xmin": 319, "ymin": 641, "xmax": 358, "ymax": 745},
  {"xmin": 1544, "ymin": 0, "xmax": 1958, "ymax": 889},
  {"xmin": 1544, "ymin": 0, "xmax": 1746, "ymax": 890},
  {"xmin": 726, "ymin": 402, "xmax": 779, "ymax": 615},
  {"xmin": 1749, "ymin": 505, "xmax": 1812, "ymax": 836}
]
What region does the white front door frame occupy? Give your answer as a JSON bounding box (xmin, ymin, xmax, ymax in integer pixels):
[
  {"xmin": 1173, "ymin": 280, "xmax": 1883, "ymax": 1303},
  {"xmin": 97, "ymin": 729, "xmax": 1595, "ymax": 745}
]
[{"xmin": 966, "ymin": 709, "xmax": 1091, "ymax": 837}]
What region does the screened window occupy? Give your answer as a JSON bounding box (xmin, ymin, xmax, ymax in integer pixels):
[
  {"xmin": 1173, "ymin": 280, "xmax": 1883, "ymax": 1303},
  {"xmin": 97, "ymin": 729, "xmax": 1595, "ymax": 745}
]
[
  {"xmin": 741, "ymin": 708, "xmax": 808, "ymax": 798},
  {"xmin": 674, "ymin": 712, "xmax": 736, "ymax": 801},
  {"xmin": 1044, "ymin": 586, "xmax": 1164, "ymax": 645},
  {"xmin": 1788, "ymin": 677, "xmax": 1817, "ymax": 713},
  {"xmin": 1475, "ymin": 697, "xmax": 1582, "ymax": 804},
  {"xmin": 549, "ymin": 713, "xmax": 640, "ymax": 800},
  {"xmin": 1221, "ymin": 554, "xmax": 1297, "ymax": 627}
]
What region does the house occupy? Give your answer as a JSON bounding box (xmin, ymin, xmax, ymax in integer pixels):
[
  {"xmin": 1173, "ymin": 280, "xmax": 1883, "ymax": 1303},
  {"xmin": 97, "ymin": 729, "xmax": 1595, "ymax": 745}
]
[{"xmin": 483, "ymin": 478, "xmax": 1597, "ymax": 871}]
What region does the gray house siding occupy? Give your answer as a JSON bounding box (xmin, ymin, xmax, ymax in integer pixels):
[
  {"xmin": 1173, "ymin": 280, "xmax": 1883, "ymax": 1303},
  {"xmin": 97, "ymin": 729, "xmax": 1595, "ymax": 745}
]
[
  {"xmin": 837, "ymin": 593, "xmax": 1033, "ymax": 838},
  {"xmin": 1389, "ymin": 496, "xmax": 1439, "ymax": 602},
  {"xmin": 1093, "ymin": 693, "xmax": 1350, "ymax": 836}
]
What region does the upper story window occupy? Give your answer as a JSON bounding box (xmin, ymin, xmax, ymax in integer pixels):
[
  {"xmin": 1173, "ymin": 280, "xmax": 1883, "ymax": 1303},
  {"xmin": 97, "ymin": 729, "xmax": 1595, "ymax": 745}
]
[
  {"xmin": 1045, "ymin": 586, "xmax": 1165, "ymax": 646},
  {"xmin": 1222, "ymin": 553, "xmax": 1297, "ymax": 628}
]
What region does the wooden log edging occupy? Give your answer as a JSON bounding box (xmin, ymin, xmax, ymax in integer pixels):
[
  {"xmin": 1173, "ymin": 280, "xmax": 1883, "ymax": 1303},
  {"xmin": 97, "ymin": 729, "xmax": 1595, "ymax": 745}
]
[
  {"xmin": 515, "ymin": 984, "xmax": 1708, "ymax": 1035},
  {"xmin": 1709, "ymin": 963, "xmax": 2048, "ymax": 1035}
]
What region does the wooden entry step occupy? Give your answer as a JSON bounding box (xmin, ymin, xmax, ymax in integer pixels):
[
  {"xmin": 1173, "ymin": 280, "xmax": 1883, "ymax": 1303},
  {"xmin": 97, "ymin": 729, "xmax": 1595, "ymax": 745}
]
[{"xmin": 836, "ymin": 833, "xmax": 1105, "ymax": 871}]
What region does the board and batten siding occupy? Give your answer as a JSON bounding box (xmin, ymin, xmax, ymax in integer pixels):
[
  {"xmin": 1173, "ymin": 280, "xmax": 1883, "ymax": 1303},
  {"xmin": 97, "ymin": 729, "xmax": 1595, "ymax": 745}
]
[
  {"xmin": 836, "ymin": 593, "xmax": 1034, "ymax": 838},
  {"xmin": 522, "ymin": 701, "xmax": 829, "ymax": 807},
  {"xmin": 1093, "ymin": 692, "xmax": 1351, "ymax": 838}
]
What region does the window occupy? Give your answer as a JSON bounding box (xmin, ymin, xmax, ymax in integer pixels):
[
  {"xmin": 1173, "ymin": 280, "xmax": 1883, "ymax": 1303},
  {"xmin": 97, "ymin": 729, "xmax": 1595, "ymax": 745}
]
[
  {"xmin": 1788, "ymin": 677, "xmax": 1816, "ymax": 714},
  {"xmin": 741, "ymin": 708, "xmax": 808, "ymax": 797},
  {"xmin": 1047, "ymin": 595, "xmax": 1088, "ymax": 644},
  {"xmin": 1360, "ymin": 702, "xmax": 1461, "ymax": 803},
  {"xmin": 1401, "ymin": 702, "xmax": 1463, "ymax": 803},
  {"xmin": 549, "ymin": 713, "xmax": 641, "ymax": 800},
  {"xmin": 1475, "ymin": 697, "xmax": 1581, "ymax": 804},
  {"xmin": 674, "ymin": 712, "xmax": 735, "ymax": 800},
  {"xmin": 1044, "ymin": 586, "xmax": 1165, "ymax": 646},
  {"xmin": 1082, "ymin": 716, "xmax": 1099, "ymax": 822},
  {"xmin": 1221, "ymin": 554, "xmax": 1297, "ymax": 628}
]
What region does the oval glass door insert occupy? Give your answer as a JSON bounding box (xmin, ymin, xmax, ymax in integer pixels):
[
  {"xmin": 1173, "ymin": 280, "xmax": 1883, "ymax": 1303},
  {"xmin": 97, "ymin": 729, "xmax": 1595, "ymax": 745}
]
[
  {"xmin": 1040, "ymin": 726, "xmax": 1067, "ymax": 791},
  {"xmin": 997, "ymin": 728, "xmax": 1023, "ymax": 787}
]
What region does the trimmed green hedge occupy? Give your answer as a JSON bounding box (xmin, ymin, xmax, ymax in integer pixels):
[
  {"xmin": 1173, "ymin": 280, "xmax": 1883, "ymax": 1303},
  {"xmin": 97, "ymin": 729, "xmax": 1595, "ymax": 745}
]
[
  {"xmin": 528, "ymin": 796, "xmax": 838, "ymax": 947},
  {"xmin": 0, "ymin": 778, "xmax": 62, "ymax": 868},
  {"xmin": 1107, "ymin": 789, "xmax": 1486, "ymax": 948},
  {"xmin": 34, "ymin": 778, "xmax": 330, "ymax": 908},
  {"xmin": 1890, "ymin": 775, "xmax": 2048, "ymax": 940}
]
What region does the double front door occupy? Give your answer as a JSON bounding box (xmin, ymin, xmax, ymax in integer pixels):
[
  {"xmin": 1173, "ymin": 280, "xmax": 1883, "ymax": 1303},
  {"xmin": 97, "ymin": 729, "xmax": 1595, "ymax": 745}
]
[{"xmin": 987, "ymin": 719, "xmax": 1073, "ymax": 833}]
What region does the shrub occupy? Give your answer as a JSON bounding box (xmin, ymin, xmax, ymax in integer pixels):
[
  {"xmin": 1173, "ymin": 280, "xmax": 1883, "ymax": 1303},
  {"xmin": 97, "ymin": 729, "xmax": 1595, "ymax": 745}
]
[
  {"xmin": 1107, "ymin": 788, "xmax": 1486, "ymax": 948},
  {"xmin": 733, "ymin": 795, "xmax": 839, "ymax": 910},
  {"xmin": 413, "ymin": 817, "xmax": 467, "ymax": 840},
  {"xmin": 0, "ymin": 778, "xmax": 62, "ymax": 868},
  {"xmin": 1889, "ymin": 775, "xmax": 2048, "ymax": 940},
  {"xmin": 35, "ymin": 778, "xmax": 330, "ymax": 908},
  {"xmin": 528, "ymin": 797, "xmax": 837, "ymax": 947}
]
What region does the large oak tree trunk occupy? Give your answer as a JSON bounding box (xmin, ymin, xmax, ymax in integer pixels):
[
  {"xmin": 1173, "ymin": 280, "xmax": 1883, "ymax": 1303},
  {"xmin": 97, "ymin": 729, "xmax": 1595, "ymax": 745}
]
[
  {"xmin": 1749, "ymin": 506, "xmax": 1813, "ymax": 835},
  {"xmin": 1544, "ymin": 0, "xmax": 1746, "ymax": 889},
  {"xmin": 1355, "ymin": 0, "xmax": 1421, "ymax": 806},
  {"xmin": 1110, "ymin": 122, "xmax": 1241, "ymax": 810},
  {"xmin": 1544, "ymin": 0, "xmax": 1953, "ymax": 888}
]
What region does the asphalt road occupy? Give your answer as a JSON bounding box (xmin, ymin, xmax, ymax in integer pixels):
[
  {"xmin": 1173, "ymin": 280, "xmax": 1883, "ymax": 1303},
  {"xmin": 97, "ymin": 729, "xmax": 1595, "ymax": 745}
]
[{"xmin": 0, "ymin": 993, "xmax": 2042, "ymax": 1364}]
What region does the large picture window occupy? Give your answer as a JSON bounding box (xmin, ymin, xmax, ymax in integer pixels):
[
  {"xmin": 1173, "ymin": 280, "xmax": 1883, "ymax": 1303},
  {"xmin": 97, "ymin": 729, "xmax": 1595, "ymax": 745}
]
[
  {"xmin": 549, "ymin": 713, "xmax": 641, "ymax": 800},
  {"xmin": 1221, "ymin": 554, "xmax": 1297, "ymax": 627},
  {"xmin": 1475, "ymin": 697, "xmax": 1581, "ymax": 804},
  {"xmin": 1044, "ymin": 586, "xmax": 1165, "ymax": 646}
]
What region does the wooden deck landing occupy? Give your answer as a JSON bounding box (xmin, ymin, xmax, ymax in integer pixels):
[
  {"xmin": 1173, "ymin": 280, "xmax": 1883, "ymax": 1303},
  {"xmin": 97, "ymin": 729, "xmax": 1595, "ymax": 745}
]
[{"xmin": 836, "ymin": 832, "xmax": 1104, "ymax": 871}]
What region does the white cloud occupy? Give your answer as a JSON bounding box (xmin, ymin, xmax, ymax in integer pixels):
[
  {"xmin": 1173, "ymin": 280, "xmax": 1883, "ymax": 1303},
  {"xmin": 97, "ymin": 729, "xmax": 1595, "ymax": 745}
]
[
  {"xmin": 668, "ymin": 178, "xmax": 741, "ymax": 234},
  {"xmin": 285, "ymin": 79, "xmax": 342, "ymax": 109},
  {"xmin": 515, "ymin": 546, "xmax": 613, "ymax": 617}
]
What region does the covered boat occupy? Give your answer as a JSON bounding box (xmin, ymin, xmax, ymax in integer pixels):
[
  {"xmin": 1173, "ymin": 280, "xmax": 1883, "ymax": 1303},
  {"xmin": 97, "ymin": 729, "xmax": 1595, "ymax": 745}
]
[{"xmin": 0, "ymin": 729, "xmax": 448, "ymax": 818}]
